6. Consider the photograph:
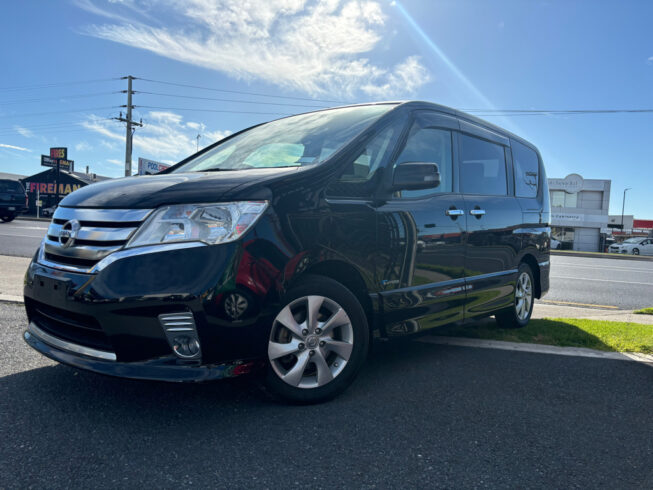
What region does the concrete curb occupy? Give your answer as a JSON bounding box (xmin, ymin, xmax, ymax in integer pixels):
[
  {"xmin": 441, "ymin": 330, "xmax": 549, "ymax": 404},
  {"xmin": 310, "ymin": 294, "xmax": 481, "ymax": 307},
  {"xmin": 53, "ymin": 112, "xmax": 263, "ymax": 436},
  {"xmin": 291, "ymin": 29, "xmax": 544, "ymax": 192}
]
[
  {"xmin": 15, "ymin": 216, "xmax": 51, "ymax": 223},
  {"xmin": 0, "ymin": 294, "xmax": 24, "ymax": 304},
  {"xmin": 551, "ymin": 250, "xmax": 653, "ymax": 261},
  {"xmin": 418, "ymin": 336, "xmax": 653, "ymax": 365}
]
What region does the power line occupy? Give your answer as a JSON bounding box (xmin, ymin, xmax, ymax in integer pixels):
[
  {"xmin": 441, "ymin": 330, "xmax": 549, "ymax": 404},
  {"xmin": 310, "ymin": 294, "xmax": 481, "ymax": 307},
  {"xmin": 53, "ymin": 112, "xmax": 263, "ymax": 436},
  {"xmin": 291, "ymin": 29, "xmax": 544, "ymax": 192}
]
[
  {"xmin": 137, "ymin": 91, "xmax": 329, "ymax": 109},
  {"xmin": 0, "ymin": 77, "xmax": 120, "ymax": 92},
  {"xmin": 465, "ymin": 109, "xmax": 653, "ymax": 116},
  {"xmin": 138, "ymin": 105, "xmax": 290, "ymax": 116},
  {"xmin": 0, "ymin": 91, "xmax": 121, "ymax": 105},
  {"xmin": 0, "ymin": 107, "xmax": 120, "ymax": 118},
  {"xmin": 137, "ymin": 77, "xmax": 346, "ymax": 104}
]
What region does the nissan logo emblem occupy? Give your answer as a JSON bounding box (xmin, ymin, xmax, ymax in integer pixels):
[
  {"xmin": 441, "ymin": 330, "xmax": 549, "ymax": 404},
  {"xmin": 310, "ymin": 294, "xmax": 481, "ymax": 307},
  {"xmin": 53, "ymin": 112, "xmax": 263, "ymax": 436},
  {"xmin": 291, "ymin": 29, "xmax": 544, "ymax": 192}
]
[{"xmin": 59, "ymin": 219, "xmax": 81, "ymax": 248}]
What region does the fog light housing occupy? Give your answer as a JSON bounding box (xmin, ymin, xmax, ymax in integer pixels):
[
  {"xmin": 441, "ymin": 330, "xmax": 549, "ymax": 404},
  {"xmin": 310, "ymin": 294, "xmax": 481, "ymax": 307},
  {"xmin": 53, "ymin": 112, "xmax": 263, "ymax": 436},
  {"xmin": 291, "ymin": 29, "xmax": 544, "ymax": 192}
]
[
  {"xmin": 172, "ymin": 335, "xmax": 201, "ymax": 359},
  {"xmin": 158, "ymin": 312, "xmax": 202, "ymax": 361}
]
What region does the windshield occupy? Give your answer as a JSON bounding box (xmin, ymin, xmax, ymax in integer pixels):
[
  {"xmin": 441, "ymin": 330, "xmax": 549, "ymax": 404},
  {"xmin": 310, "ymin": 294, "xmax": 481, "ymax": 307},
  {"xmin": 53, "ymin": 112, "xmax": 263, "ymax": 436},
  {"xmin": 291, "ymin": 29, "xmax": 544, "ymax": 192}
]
[
  {"xmin": 173, "ymin": 105, "xmax": 395, "ymax": 173},
  {"xmin": 623, "ymin": 238, "xmax": 642, "ymax": 244}
]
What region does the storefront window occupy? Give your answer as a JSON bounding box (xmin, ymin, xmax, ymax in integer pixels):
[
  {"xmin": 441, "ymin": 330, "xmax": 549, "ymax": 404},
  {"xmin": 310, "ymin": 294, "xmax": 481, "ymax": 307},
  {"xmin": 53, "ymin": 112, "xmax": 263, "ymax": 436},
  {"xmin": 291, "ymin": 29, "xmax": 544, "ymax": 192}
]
[
  {"xmin": 551, "ymin": 191, "xmax": 577, "ymax": 208},
  {"xmin": 552, "ymin": 226, "xmax": 575, "ymax": 249}
]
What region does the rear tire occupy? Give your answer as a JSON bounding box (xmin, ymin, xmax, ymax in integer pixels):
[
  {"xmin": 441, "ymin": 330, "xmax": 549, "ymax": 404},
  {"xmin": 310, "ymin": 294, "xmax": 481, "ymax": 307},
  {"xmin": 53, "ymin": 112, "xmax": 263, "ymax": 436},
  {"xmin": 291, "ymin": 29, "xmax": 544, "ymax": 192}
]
[
  {"xmin": 265, "ymin": 275, "xmax": 369, "ymax": 404},
  {"xmin": 1, "ymin": 213, "xmax": 16, "ymax": 223},
  {"xmin": 495, "ymin": 263, "xmax": 534, "ymax": 329}
]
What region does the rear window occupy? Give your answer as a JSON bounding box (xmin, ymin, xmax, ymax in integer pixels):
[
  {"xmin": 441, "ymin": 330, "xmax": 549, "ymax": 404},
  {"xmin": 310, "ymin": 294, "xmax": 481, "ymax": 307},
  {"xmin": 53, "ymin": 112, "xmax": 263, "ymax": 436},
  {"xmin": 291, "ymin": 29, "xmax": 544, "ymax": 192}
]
[
  {"xmin": 0, "ymin": 180, "xmax": 24, "ymax": 193},
  {"xmin": 512, "ymin": 140, "xmax": 539, "ymax": 198}
]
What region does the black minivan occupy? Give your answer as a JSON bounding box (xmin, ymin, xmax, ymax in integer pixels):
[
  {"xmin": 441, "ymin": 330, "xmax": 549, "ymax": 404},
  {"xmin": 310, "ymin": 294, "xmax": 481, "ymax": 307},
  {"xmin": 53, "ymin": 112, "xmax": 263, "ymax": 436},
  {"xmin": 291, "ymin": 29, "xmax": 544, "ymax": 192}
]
[{"xmin": 24, "ymin": 101, "xmax": 550, "ymax": 403}]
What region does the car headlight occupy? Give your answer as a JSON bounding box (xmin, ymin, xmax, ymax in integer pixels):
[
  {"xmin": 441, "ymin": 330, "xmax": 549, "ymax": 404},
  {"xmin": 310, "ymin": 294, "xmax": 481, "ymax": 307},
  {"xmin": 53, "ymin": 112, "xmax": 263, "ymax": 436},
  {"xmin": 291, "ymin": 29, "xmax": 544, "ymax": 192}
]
[{"xmin": 126, "ymin": 201, "xmax": 268, "ymax": 248}]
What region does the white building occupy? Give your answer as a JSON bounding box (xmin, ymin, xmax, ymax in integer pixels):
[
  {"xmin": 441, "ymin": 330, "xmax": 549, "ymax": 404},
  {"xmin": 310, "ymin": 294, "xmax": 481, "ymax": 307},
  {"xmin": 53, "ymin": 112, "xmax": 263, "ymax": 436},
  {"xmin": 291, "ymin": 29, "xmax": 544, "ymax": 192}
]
[{"xmin": 548, "ymin": 174, "xmax": 611, "ymax": 252}]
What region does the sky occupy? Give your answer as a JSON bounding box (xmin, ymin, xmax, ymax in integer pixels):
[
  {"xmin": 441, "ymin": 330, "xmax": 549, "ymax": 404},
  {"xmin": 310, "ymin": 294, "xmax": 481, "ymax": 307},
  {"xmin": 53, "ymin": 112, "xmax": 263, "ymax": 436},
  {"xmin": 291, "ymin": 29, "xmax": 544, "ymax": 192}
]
[{"xmin": 0, "ymin": 0, "xmax": 652, "ymax": 217}]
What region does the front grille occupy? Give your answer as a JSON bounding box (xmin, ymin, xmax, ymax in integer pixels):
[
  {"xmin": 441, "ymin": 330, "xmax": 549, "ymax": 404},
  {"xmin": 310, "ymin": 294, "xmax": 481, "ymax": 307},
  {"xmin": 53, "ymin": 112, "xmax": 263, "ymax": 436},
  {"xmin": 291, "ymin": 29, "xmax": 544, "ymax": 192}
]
[
  {"xmin": 25, "ymin": 298, "xmax": 113, "ymax": 351},
  {"xmin": 41, "ymin": 207, "xmax": 152, "ymax": 271}
]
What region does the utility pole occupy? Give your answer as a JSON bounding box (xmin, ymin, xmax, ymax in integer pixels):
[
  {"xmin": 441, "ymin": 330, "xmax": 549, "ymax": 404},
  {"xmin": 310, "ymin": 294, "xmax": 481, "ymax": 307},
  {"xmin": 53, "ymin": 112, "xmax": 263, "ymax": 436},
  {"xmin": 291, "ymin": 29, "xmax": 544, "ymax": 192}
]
[
  {"xmin": 115, "ymin": 76, "xmax": 143, "ymax": 177},
  {"xmin": 196, "ymin": 134, "xmax": 201, "ymax": 152},
  {"xmin": 621, "ymin": 187, "xmax": 632, "ymax": 235}
]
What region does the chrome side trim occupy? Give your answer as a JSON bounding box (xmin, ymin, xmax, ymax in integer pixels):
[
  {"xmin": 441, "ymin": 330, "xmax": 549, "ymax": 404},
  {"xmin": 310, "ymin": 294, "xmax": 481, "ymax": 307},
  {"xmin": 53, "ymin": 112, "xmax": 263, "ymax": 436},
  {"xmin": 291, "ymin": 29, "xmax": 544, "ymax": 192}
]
[
  {"xmin": 54, "ymin": 207, "xmax": 153, "ymax": 222},
  {"xmin": 538, "ymin": 260, "xmax": 550, "ymax": 267},
  {"xmin": 27, "ymin": 321, "xmax": 117, "ymax": 361},
  {"xmin": 465, "ymin": 269, "xmax": 518, "ymax": 282},
  {"xmin": 91, "ymin": 242, "xmax": 207, "ymax": 272}
]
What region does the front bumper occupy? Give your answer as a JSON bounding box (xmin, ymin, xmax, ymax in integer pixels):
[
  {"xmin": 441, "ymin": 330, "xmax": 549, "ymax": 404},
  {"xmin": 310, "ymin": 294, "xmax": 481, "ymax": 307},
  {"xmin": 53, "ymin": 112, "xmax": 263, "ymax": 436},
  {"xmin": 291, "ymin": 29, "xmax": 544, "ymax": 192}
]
[
  {"xmin": 23, "ymin": 235, "xmax": 287, "ymax": 380},
  {"xmin": 24, "ymin": 322, "xmax": 262, "ymax": 382}
]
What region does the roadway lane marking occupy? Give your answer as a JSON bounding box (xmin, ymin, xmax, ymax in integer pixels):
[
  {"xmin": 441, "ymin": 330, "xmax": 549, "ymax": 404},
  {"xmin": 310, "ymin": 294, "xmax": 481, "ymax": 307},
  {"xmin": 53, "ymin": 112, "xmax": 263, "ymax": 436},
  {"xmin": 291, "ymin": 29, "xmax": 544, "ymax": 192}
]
[
  {"xmin": 554, "ymin": 264, "xmax": 653, "ymax": 273},
  {"xmin": 0, "ymin": 232, "xmax": 45, "ymax": 238},
  {"xmin": 551, "ymin": 275, "xmax": 653, "ymax": 286},
  {"xmin": 6, "ymin": 225, "xmax": 49, "ymax": 230},
  {"xmin": 418, "ymin": 336, "xmax": 653, "ymax": 365},
  {"xmin": 539, "ymin": 300, "xmax": 619, "ymax": 309}
]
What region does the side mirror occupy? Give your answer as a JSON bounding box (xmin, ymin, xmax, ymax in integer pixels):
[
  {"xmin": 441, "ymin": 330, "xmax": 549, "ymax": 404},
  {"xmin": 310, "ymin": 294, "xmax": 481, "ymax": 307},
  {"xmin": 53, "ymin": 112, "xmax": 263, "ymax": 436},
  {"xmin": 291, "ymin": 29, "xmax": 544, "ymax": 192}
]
[{"xmin": 392, "ymin": 162, "xmax": 440, "ymax": 191}]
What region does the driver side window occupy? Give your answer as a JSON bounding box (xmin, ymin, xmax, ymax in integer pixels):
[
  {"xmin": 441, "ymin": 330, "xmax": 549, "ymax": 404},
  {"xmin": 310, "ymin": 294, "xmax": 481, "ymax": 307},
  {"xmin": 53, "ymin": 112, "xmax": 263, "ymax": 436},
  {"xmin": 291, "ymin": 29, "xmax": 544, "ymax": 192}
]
[{"xmin": 392, "ymin": 123, "xmax": 453, "ymax": 198}]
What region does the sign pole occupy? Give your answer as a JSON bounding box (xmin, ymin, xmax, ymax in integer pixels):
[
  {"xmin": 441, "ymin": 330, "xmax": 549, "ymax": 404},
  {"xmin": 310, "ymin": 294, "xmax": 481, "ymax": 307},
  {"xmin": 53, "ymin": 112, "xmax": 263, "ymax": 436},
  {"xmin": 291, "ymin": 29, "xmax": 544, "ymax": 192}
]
[{"xmin": 55, "ymin": 158, "xmax": 60, "ymax": 206}]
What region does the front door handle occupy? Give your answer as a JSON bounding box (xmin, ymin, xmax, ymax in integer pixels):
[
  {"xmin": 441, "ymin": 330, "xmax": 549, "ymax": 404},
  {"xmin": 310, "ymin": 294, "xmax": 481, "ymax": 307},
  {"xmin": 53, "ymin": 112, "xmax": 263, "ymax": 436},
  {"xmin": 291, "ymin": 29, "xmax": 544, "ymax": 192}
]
[
  {"xmin": 445, "ymin": 209, "xmax": 464, "ymax": 217},
  {"xmin": 469, "ymin": 209, "xmax": 486, "ymax": 216}
]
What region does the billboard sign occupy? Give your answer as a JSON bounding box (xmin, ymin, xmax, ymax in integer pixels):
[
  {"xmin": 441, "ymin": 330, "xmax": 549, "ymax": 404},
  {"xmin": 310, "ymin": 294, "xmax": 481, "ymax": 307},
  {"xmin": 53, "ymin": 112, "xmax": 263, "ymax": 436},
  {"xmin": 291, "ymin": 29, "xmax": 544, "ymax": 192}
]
[
  {"xmin": 138, "ymin": 157, "xmax": 170, "ymax": 175},
  {"xmin": 49, "ymin": 147, "xmax": 67, "ymax": 160},
  {"xmin": 41, "ymin": 148, "xmax": 72, "ymax": 171}
]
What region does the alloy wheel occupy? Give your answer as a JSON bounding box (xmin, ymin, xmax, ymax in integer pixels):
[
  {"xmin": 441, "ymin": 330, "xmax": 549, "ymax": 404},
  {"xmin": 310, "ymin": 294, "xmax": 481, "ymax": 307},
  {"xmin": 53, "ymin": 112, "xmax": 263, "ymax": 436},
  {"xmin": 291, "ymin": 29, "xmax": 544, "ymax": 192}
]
[
  {"xmin": 515, "ymin": 272, "xmax": 533, "ymax": 321},
  {"xmin": 268, "ymin": 295, "xmax": 354, "ymax": 389}
]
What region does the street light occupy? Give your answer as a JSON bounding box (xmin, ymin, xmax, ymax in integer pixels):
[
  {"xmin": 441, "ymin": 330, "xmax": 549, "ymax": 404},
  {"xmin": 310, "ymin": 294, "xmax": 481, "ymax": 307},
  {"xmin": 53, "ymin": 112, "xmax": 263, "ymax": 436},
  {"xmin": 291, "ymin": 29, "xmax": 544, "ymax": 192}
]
[{"xmin": 621, "ymin": 187, "xmax": 632, "ymax": 234}]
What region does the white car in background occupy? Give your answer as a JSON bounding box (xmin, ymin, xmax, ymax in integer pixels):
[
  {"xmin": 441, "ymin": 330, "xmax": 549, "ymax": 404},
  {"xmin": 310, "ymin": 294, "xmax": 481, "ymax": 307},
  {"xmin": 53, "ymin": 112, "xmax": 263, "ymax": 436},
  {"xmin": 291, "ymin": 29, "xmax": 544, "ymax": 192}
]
[
  {"xmin": 550, "ymin": 237, "xmax": 562, "ymax": 250},
  {"xmin": 608, "ymin": 237, "xmax": 653, "ymax": 255}
]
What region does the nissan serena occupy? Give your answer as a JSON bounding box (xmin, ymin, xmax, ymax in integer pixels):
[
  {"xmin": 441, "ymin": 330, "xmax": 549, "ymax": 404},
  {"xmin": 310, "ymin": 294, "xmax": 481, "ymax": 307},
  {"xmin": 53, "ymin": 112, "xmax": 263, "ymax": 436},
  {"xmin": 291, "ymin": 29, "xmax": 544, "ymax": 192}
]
[{"xmin": 23, "ymin": 101, "xmax": 551, "ymax": 403}]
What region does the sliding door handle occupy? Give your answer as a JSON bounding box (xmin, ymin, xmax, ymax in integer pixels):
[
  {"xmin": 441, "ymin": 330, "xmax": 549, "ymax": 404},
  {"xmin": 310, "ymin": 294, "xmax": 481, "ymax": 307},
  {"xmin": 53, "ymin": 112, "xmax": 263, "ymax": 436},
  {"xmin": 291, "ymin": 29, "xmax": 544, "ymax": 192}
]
[
  {"xmin": 445, "ymin": 209, "xmax": 464, "ymax": 217},
  {"xmin": 469, "ymin": 209, "xmax": 486, "ymax": 216}
]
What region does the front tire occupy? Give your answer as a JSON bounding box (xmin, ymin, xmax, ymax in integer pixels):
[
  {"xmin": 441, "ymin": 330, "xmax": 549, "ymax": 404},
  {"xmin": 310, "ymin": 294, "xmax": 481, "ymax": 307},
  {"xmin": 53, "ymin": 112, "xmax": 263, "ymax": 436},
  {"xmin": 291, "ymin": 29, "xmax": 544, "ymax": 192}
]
[
  {"xmin": 1, "ymin": 213, "xmax": 16, "ymax": 223},
  {"xmin": 495, "ymin": 263, "xmax": 534, "ymax": 329},
  {"xmin": 265, "ymin": 275, "xmax": 369, "ymax": 404},
  {"xmin": 633, "ymin": 248, "xmax": 640, "ymax": 255}
]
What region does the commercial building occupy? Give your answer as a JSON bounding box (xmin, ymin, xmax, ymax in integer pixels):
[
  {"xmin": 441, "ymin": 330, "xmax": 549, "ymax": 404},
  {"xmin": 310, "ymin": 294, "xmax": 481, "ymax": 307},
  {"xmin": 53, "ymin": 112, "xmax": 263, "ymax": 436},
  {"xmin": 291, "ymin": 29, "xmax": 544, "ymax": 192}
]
[
  {"xmin": 20, "ymin": 167, "xmax": 110, "ymax": 215},
  {"xmin": 608, "ymin": 215, "xmax": 653, "ymax": 237},
  {"xmin": 548, "ymin": 173, "xmax": 611, "ymax": 252}
]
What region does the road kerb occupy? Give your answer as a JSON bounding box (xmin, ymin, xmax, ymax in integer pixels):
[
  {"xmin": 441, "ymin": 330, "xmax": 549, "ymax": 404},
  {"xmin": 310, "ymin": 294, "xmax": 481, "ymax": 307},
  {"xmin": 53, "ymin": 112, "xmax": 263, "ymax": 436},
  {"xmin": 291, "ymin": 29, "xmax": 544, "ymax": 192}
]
[
  {"xmin": 0, "ymin": 294, "xmax": 24, "ymax": 304},
  {"xmin": 418, "ymin": 336, "xmax": 653, "ymax": 365}
]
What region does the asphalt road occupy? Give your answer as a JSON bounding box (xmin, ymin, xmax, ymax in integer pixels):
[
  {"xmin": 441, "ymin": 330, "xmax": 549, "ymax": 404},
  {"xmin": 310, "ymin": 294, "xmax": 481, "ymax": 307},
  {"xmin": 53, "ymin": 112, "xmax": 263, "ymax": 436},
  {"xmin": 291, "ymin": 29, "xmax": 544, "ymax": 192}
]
[
  {"xmin": 1, "ymin": 219, "xmax": 652, "ymax": 309},
  {"xmin": 0, "ymin": 219, "xmax": 47, "ymax": 258},
  {"xmin": 1, "ymin": 303, "xmax": 651, "ymax": 489},
  {"xmin": 546, "ymin": 255, "xmax": 653, "ymax": 309}
]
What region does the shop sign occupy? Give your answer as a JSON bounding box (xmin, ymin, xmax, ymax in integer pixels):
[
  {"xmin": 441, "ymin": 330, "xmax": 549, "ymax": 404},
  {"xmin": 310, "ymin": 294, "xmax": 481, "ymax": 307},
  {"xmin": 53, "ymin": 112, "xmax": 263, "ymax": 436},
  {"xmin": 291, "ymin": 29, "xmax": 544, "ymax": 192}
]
[
  {"xmin": 138, "ymin": 157, "xmax": 170, "ymax": 175},
  {"xmin": 24, "ymin": 181, "xmax": 82, "ymax": 196},
  {"xmin": 548, "ymin": 174, "xmax": 583, "ymax": 194}
]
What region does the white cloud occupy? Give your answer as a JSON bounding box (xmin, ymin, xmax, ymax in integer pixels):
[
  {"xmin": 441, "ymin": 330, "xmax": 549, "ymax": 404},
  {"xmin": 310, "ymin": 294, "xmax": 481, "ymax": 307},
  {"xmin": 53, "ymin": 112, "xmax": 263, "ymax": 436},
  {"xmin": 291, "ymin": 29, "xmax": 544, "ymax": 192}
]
[
  {"xmin": 648, "ymin": 56, "xmax": 653, "ymax": 64},
  {"xmin": 106, "ymin": 158, "xmax": 123, "ymax": 166},
  {"xmin": 75, "ymin": 141, "xmax": 93, "ymax": 151},
  {"xmin": 100, "ymin": 139, "xmax": 118, "ymax": 150},
  {"xmin": 0, "ymin": 143, "xmax": 31, "ymax": 152},
  {"xmin": 82, "ymin": 111, "xmax": 230, "ymax": 160},
  {"xmin": 80, "ymin": 0, "xmax": 430, "ymax": 97},
  {"xmin": 14, "ymin": 126, "xmax": 34, "ymax": 138}
]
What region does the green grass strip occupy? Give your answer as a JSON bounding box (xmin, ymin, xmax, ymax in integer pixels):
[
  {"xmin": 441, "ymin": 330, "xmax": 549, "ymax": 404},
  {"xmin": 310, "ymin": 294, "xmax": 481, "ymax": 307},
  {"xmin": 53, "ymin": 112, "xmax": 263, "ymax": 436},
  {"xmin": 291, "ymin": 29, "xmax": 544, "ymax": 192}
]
[
  {"xmin": 432, "ymin": 318, "xmax": 653, "ymax": 354},
  {"xmin": 634, "ymin": 308, "xmax": 653, "ymax": 315}
]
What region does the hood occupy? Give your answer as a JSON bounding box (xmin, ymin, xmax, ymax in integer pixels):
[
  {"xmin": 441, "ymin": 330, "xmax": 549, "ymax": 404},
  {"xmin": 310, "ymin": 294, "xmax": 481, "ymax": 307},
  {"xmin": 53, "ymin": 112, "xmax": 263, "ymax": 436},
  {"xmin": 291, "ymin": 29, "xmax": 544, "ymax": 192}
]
[{"xmin": 59, "ymin": 167, "xmax": 302, "ymax": 208}]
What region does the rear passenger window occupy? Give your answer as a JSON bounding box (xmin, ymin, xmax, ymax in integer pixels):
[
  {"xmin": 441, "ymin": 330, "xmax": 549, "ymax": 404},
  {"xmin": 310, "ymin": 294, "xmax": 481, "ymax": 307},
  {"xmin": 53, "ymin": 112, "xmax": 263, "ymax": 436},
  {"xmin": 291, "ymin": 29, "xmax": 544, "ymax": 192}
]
[
  {"xmin": 512, "ymin": 140, "xmax": 539, "ymax": 198},
  {"xmin": 459, "ymin": 134, "xmax": 507, "ymax": 196}
]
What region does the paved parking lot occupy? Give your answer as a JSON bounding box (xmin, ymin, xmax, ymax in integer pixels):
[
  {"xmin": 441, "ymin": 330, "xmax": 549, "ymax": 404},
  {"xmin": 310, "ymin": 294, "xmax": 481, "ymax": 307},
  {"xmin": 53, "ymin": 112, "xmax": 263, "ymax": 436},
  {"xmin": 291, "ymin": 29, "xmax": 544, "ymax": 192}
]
[{"xmin": 1, "ymin": 303, "xmax": 651, "ymax": 489}]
